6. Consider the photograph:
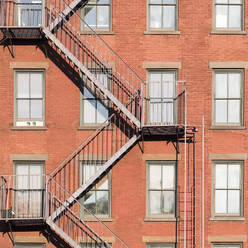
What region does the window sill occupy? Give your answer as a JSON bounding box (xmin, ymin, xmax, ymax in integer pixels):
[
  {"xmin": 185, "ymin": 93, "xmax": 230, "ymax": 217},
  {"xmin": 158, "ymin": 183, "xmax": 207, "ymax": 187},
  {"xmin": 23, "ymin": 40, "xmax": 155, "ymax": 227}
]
[
  {"xmin": 144, "ymin": 217, "xmax": 177, "ymax": 222},
  {"xmin": 78, "ymin": 125, "xmax": 112, "ymax": 130},
  {"xmin": 210, "ymin": 30, "xmax": 246, "ymax": 35},
  {"xmin": 209, "ymin": 217, "xmax": 245, "ymax": 221},
  {"xmin": 144, "ymin": 30, "xmax": 180, "ymax": 35},
  {"xmin": 11, "ymin": 126, "xmax": 48, "ymax": 131},
  {"xmin": 82, "ymin": 217, "xmax": 114, "ymax": 222},
  {"xmin": 210, "ymin": 125, "xmax": 246, "ymax": 130},
  {"xmin": 80, "ymin": 30, "xmax": 115, "ymax": 35}
]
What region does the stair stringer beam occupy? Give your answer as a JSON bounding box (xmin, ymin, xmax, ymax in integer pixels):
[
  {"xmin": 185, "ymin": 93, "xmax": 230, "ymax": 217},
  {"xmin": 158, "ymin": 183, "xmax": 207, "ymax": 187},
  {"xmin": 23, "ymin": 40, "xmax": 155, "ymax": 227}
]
[
  {"xmin": 50, "ymin": 134, "xmax": 140, "ymax": 221},
  {"xmin": 46, "ymin": 219, "xmax": 80, "ymax": 248},
  {"xmin": 48, "ymin": 0, "xmax": 88, "ymax": 33},
  {"xmin": 42, "ymin": 27, "xmax": 141, "ymax": 129}
]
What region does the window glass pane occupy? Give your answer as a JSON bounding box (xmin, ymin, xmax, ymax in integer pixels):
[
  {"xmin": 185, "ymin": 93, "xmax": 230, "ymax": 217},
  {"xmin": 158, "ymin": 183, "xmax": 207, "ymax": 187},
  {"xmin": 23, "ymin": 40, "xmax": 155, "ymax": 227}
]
[
  {"xmin": 17, "ymin": 73, "xmax": 29, "ymax": 98},
  {"xmin": 228, "ymin": 190, "xmax": 240, "ymax": 213},
  {"xmin": 149, "ymin": 165, "xmax": 161, "ymax": 189},
  {"xmin": 97, "ymin": 0, "xmax": 110, "ymax": 3},
  {"xmin": 84, "ymin": 100, "xmax": 96, "ymax": 123},
  {"xmin": 84, "ymin": 191, "xmax": 96, "ymax": 214},
  {"xmin": 216, "ymin": 5, "xmax": 228, "ymax": 28},
  {"xmin": 163, "ymin": 102, "xmax": 173, "ymax": 123},
  {"xmin": 163, "ymin": 0, "xmax": 176, "ymax": 3},
  {"xmin": 228, "ymin": 164, "xmax": 240, "ymax": 189},
  {"xmin": 17, "ymin": 99, "xmax": 29, "ymax": 118},
  {"xmin": 96, "ymin": 175, "xmax": 108, "ymax": 190},
  {"xmin": 228, "ymin": 100, "xmax": 240, "ymax": 123},
  {"xmin": 30, "ymin": 73, "xmax": 42, "ymax": 98},
  {"xmin": 83, "ymin": 163, "xmax": 98, "ymax": 182},
  {"xmin": 215, "ymin": 190, "xmax": 227, "ymax": 213},
  {"xmin": 96, "ymin": 73, "xmax": 109, "ymax": 88},
  {"xmin": 97, "ymin": 6, "xmax": 109, "ymax": 29},
  {"xmin": 163, "ymin": 191, "xmax": 174, "ymax": 214},
  {"xmin": 216, "ymin": 0, "xmax": 228, "ymax": 3},
  {"xmin": 83, "ymin": 87, "xmax": 94, "ymax": 99},
  {"xmin": 229, "ymin": 5, "xmax": 241, "ymax": 29},
  {"xmin": 216, "ymin": 73, "xmax": 227, "ymax": 98},
  {"xmin": 163, "ymin": 6, "xmax": 175, "ymax": 29},
  {"xmin": 30, "ymin": 100, "xmax": 42, "ymax": 118},
  {"xmin": 150, "ymin": 0, "xmax": 162, "ymax": 4},
  {"xmin": 30, "ymin": 165, "xmax": 42, "ymax": 189},
  {"xmin": 97, "ymin": 101, "xmax": 108, "ymax": 123},
  {"xmin": 215, "ymin": 100, "xmax": 227, "ymax": 123},
  {"xmin": 150, "ymin": 82, "xmax": 161, "ymax": 98},
  {"xmin": 96, "ymin": 191, "xmax": 109, "ymax": 215},
  {"xmin": 215, "ymin": 164, "xmax": 227, "ymax": 188},
  {"xmin": 229, "ymin": 0, "xmax": 242, "ymax": 3},
  {"xmin": 150, "ymin": 6, "xmax": 162, "ymax": 28},
  {"xmin": 16, "ymin": 165, "xmax": 29, "ymax": 189},
  {"xmin": 150, "ymin": 99, "xmax": 162, "ymax": 123},
  {"xmin": 162, "ymin": 165, "xmax": 174, "ymax": 189},
  {"xmin": 150, "ymin": 191, "xmax": 161, "ymax": 214},
  {"xmin": 84, "ymin": 6, "xmax": 97, "ymax": 28},
  {"xmin": 162, "ymin": 73, "xmax": 174, "ymax": 97},
  {"xmin": 228, "ymin": 73, "xmax": 241, "ymax": 98}
]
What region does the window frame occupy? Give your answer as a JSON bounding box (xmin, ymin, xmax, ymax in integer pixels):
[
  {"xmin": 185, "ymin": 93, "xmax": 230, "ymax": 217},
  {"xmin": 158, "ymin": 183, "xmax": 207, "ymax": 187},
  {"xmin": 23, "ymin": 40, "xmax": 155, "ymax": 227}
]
[
  {"xmin": 80, "ymin": 70, "xmax": 112, "ymax": 127},
  {"xmin": 81, "ymin": 0, "xmax": 112, "ymax": 32},
  {"xmin": 13, "ymin": 161, "xmax": 45, "ymax": 218},
  {"xmin": 212, "ymin": 69, "xmax": 244, "ymax": 127},
  {"xmin": 213, "ymin": 0, "xmax": 244, "ymax": 31},
  {"xmin": 212, "ymin": 161, "xmax": 243, "ymax": 217},
  {"xmin": 14, "ymin": 69, "xmax": 45, "ymax": 127},
  {"xmin": 146, "ymin": 243, "xmax": 175, "ymax": 248},
  {"xmin": 147, "ymin": 0, "xmax": 178, "ymax": 31},
  {"xmin": 80, "ymin": 161, "xmax": 112, "ymax": 218},
  {"xmin": 146, "ymin": 69, "xmax": 177, "ymax": 125},
  {"xmin": 14, "ymin": 243, "xmax": 46, "ymax": 248},
  {"xmin": 212, "ymin": 243, "xmax": 242, "ymax": 248},
  {"xmin": 146, "ymin": 161, "xmax": 176, "ymax": 219}
]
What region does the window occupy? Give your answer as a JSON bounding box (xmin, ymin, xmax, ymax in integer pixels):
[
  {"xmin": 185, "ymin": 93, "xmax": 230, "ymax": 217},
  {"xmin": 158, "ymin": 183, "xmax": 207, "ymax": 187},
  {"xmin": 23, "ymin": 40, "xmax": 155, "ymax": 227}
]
[
  {"xmin": 214, "ymin": 0, "xmax": 243, "ymax": 30},
  {"xmin": 16, "ymin": 0, "xmax": 42, "ymax": 26},
  {"xmin": 148, "ymin": 0, "xmax": 177, "ymax": 30},
  {"xmin": 14, "ymin": 162, "xmax": 45, "ymax": 218},
  {"xmin": 80, "ymin": 72, "xmax": 110, "ymax": 126},
  {"xmin": 147, "ymin": 162, "xmax": 176, "ymax": 217},
  {"xmin": 213, "ymin": 70, "xmax": 243, "ymax": 126},
  {"xmin": 212, "ymin": 244, "xmax": 242, "ymax": 248},
  {"xmin": 14, "ymin": 70, "xmax": 45, "ymax": 127},
  {"xmin": 147, "ymin": 243, "xmax": 175, "ymax": 248},
  {"xmin": 147, "ymin": 70, "xmax": 176, "ymax": 124},
  {"xmin": 81, "ymin": 0, "xmax": 111, "ymax": 31},
  {"xmin": 80, "ymin": 161, "xmax": 111, "ymax": 217},
  {"xmin": 15, "ymin": 243, "xmax": 45, "ymax": 248},
  {"xmin": 212, "ymin": 162, "xmax": 243, "ymax": 216}
]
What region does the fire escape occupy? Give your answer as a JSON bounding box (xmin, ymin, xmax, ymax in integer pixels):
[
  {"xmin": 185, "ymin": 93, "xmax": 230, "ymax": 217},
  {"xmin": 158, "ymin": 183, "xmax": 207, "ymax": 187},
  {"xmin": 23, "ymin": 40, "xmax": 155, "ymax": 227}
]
[{"xmin": 0, "ymin": 0, "xmax": 200, "ymax": 247}]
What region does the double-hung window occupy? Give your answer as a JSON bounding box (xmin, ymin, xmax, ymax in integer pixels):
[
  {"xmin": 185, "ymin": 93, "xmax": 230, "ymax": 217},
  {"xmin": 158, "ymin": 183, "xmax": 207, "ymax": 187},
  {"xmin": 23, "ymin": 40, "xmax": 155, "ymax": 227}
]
[
  {"xmin": 148, "ymin": 0, "xmax": 177, "ymax": 30},
  {"xmin": 213, "ymin": 162, "xmax": 243, "ymax": 216},
  {"xmin": 80, "ymin": 161, "xmax": 111, "ymax": 217},
  {"xmin": 147, "ymin": 162, "xmax": 176, "ymax": 217},
  {"xmin": 80, "ymin": 72, "xmax": 110, "ymax": 126},
  {"xmin": 14, "ymin": 162, "xmax": 44, "ymax": 218},
  {"xmin": 214, "ymin": 0, "xmax": 244, "ymax": 30},
  {"xmin": 213, "ymin": 70, "xmax": 243, "ymax": 126},
  {"xmin": 14, "ymin": 70, "xmax": 45, "ymax": 127},
  {"xmin": 81, "ymin": 0, "xmax": 111, "ymax": 31},
  {"xmin": 148, "ymin": 70, "xmax": 176, "ymax": 124}
]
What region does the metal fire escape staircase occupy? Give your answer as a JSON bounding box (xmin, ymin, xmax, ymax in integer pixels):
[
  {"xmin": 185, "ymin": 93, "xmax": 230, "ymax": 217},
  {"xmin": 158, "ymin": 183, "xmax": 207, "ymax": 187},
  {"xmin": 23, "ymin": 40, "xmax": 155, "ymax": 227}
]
[{"xmin": 0, "ymin": 0, "xmax": 144, "ymax": 247}]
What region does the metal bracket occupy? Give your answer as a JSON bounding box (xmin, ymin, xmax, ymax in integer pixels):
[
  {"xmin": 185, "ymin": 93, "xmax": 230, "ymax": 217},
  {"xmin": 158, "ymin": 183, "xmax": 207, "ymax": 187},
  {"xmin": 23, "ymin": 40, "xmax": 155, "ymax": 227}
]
[{"xmin": 6, "ymin": 222, "xmax": 15, "ymax": 247}]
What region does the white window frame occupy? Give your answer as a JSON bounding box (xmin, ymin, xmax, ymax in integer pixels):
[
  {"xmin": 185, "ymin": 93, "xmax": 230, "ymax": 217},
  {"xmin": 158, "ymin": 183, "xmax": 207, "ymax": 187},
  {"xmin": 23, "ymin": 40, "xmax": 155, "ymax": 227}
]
[
  {"xmin": 147, "ymin": 0, "xmax": 178, "ymax": 31},
  {"xmin": 213, "ymin": 0, "xmax": 244, "ymax": 31},
  {"xmin": 147, "ymin": 69, "xmax": 177, "ymax": 125},
  {"xmin": 80, "ymin": 161, "xmax": 112, "ymax": 218},
  {"xmin": 14, "ymin": 70, "xmax": 45, "ymax": 127},
  {"xmin": 81, "ymin": 0, "xmax": 112, "ymax": 31},
  {"xmin": 146, "ymin": 161, "xmax": 176, "ymax": 218},
  {"xmin": 212, "ymin": 69, "xmax": 243, "ymax": 126},
  {"xmin": 212, "ymin": 161, "xmax": 243, "ymax": 217}
]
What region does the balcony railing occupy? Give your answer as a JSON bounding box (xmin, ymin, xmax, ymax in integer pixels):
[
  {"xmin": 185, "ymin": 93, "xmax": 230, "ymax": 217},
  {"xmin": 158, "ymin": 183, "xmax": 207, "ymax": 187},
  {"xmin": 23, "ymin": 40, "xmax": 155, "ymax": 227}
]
[{"xmin": 0, "ymin": 0, "xmax": 42, "ymax": 27}]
